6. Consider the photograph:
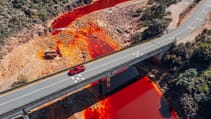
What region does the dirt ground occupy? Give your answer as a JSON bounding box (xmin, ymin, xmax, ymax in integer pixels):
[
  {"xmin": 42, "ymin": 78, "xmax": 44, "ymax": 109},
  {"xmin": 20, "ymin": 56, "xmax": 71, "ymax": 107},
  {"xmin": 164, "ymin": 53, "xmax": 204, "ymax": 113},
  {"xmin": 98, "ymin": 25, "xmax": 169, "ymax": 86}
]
[
  {"xmin": 0, "ymin": 0, "xmax": 148, "ymax": 91},
  {"xmin": 177, "ymin": 11, "xmax": 211, "ymax": 44},
  {"xmin": 0, "ymin": 0, "xmax": 205, "ymax": 92},
  {"xmin": 0, "ymin": 0, "xmax": 207, "ymax": 118},
  {"xmin": 167, "ymin": 0, "xmax": 211, "ymax": 44},
  {"xmin": 167, "ymin": 0, "xmax": 193, "ymax": 30}
]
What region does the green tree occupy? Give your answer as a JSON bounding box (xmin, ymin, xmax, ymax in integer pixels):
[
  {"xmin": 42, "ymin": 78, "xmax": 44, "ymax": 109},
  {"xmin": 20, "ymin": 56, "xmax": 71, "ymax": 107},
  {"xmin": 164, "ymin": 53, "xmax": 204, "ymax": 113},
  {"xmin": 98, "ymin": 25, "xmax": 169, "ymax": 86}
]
[
  {"xmin": 12, "ymin": 0, "xmax": 27, "ymax": 8},
  {"xmin": 142, "ymin": 19, "xmax": 168, "ymax": 40},
  {"xmin": 193, "ymin": 43, "xmax": 211, "ymax": 63},
  {"xmin": 176, "ymin": 68, "xmax": 198, "ymax": 93},
  {"xmin": 198, "ymin": 96, "xmax": 211, "ymax": 118}
]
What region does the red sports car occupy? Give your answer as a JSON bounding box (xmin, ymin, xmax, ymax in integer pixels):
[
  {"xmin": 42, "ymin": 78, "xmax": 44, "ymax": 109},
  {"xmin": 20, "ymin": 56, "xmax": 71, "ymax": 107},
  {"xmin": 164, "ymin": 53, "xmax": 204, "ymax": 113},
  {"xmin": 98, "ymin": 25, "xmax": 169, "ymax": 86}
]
[{"xmin": 68, "ymin": 65, "xmax": 85, "ymax": 76}]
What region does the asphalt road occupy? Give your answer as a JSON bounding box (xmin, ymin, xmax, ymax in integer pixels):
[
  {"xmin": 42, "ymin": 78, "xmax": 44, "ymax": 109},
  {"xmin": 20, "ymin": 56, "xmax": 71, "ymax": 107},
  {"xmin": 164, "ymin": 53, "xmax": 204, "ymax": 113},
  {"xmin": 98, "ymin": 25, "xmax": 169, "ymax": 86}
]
[{"xmin": 0, "ymin": 0, "xmax": 211, "ymax": 116}]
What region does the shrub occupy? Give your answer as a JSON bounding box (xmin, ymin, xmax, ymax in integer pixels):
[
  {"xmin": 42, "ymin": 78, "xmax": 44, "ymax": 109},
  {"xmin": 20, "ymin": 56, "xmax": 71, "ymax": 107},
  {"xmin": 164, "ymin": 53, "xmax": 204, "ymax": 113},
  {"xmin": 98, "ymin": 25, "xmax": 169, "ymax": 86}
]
[{"xmin": 17, "ymin": 74, "xmax": 28, "ymax": 83}]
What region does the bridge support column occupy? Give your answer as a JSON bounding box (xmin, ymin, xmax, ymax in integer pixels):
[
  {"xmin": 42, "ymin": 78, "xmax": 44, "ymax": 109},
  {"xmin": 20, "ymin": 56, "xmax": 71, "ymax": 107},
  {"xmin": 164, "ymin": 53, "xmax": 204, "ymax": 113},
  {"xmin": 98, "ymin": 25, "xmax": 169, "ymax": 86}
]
[
  {"xmin": 99, "ymin": 79, "xmax": 106, "ymax": 97},
  {"xmin": 106, "ymin": 72, "xmax": 112, "ymax": 92},
  {"xmin": 99, "ymin": 72, "xmax": 112, "ymax": 97},
  {"xmin": 22, "ymin": 109, "xmax": 30, "ymax": 119},
  {"xmin": 23, "ymin": 115, "xmax": 30, "ymax": 119}
]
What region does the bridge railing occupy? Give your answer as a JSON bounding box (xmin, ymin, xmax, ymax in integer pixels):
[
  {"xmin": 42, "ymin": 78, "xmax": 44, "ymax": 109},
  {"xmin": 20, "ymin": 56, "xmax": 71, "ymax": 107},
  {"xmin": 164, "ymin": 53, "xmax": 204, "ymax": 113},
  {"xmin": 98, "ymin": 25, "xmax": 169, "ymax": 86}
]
[{"xmin": 0, "ymin": 33, "xmax": 166, "ymax": 95}]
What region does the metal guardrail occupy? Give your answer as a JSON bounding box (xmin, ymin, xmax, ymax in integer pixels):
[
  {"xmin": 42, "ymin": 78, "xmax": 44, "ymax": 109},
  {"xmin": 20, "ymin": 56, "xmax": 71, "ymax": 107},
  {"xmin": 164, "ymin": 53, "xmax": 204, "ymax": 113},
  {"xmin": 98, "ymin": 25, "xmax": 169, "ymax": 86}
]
[{"xmin": 0, "ymin": 34, "xmax": 163, "ymax": 95}]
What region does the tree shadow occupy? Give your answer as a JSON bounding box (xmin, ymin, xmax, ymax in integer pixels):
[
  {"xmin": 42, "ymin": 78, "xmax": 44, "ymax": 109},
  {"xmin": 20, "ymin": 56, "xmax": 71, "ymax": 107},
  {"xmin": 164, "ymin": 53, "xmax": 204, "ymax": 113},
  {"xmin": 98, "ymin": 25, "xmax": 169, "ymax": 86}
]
[
  {"xmin": 29, "ymin": 84, "xmax": 102, "ymax": 119},
  {"xmin": 159, "ymin": 96, "xmax": 172, "ymax": 118}
]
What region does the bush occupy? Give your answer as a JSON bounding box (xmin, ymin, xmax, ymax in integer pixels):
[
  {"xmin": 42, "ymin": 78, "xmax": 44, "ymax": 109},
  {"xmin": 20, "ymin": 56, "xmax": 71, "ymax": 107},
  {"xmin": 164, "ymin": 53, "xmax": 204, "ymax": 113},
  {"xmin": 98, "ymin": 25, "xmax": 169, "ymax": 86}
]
[
  {"xmin": 0, "ymin": 0, "xmax": 93, "ymax": 44},
  {"xmin": 17, "ymin": 74, "xmax": 28, "ymax": 83},
  {"xmin": 176, "ymin": 68, "xmax": 198, "ymax": 93},
  {"xmin": 193, "ymin": 43, "xmax": 211, "ymax": 63}
]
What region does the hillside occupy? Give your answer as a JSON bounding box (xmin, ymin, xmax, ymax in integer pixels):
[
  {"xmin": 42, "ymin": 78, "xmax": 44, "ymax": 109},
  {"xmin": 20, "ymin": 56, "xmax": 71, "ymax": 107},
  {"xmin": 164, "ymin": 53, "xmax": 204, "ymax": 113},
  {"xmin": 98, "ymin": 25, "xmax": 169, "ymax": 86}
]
[{"xmin": 0, "ymin": 0, "xmax": 194, "ymax": 92}]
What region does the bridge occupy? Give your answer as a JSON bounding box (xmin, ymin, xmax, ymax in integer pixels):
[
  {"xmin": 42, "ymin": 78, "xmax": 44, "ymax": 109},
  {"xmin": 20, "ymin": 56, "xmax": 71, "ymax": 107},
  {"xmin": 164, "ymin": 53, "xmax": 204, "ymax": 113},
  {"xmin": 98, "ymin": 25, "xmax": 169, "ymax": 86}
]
[{"xmin": 0, "ymin": 0, "xmax": 211, "ymax": 118}]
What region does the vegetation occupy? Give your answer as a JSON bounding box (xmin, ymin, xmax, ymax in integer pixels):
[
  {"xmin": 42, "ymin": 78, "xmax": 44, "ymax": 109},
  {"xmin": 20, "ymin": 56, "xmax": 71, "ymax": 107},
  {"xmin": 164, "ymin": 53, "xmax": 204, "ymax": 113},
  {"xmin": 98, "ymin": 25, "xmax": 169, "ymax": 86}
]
[
  {"xmin": 0, "ymin": 0, "xmax": 92, "ymax": 47},
  {"xmin": 162, "ymin": 42, "xmax": 194, "ymax": 72},
  {"xmin": 11, "ymin": 74, "xmax": 28, "ymax": 88},
  {"xmin": 133, "ymin": 0, "xmax": 201, "ymax": 42},
  {"xmin": 132, "ymin": 1, "xmax": 176, "ymax": 42},
  {"xmin": 162, "ymin": 29, "xmax": 211, "ymax": 119},
  {"xmin": 198, "ymin": 96, "xmax": 211, "ymax": 119},
  {"xmin": 149, "ymin": 0, "xmax": 181, "ymax": 6}
]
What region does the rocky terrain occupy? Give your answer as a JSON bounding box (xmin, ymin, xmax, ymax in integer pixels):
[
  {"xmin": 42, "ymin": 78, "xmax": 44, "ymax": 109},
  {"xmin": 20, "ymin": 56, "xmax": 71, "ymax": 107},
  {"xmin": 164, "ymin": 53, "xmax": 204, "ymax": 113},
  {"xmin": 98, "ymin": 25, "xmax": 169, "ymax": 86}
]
[
  {"xmin": 0, "ymin": 1, "xmax": 204, "ymax": 118},
  {"xmin": 0, "ymin": 0, "xmax": 92, "ymax": 40},
  {"xmin": 10, "ymin": 0, "xmax": 202, "ymax": 119},
  {"xmin": 0, "ymin": 0, "xmax": 149, "ymax": 91},
  {"xmin": 147, "ymin": 18, "xmax": 211, "ymax": 118}
]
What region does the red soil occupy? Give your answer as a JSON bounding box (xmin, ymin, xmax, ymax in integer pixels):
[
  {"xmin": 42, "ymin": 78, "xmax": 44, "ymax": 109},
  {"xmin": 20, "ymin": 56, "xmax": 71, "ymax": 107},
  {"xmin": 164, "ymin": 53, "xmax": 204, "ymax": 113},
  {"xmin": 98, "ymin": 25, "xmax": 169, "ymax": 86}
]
[
  {"xmin": 83, "ymin": 76, "xmax": 178, "ymax": 119},
  {"xmin": 51, "ymin": 0, "xmax": 130, "ymax": 35}
]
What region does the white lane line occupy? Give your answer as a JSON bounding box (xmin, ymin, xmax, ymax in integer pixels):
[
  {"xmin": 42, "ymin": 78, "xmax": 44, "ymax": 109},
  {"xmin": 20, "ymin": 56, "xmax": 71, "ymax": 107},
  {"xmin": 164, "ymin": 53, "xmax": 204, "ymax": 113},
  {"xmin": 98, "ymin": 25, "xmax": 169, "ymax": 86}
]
[
  {"xmin": 84, "ymin": 43, "xmax": 156, "ymax": 75},
  {"xmin": 37, "ymin": 3, "xmax": 211, "ymax": 82},
  {"xmin": 76, "ymin": 77, "xmax": 80, "ymax": 80},
  {"xmin": 188, "ymin": 26, "xmax": 195, "ymax": 30},
  {"xmin": 204, "ymin": 7, "xmax": 210, "ymax": 12},
  {"xmin": 197, "ymin": 18, "xmax": 203, "ymax": 22},
  {"xmin": 84, "ymin": 52, "xmax": 135, "ymax": 74},
  {"xmin": 2, "ymin": 3, "xmax": 210, "ymax": 106},
  {"xmin": 0, "ymin": 49, "xmax": 135, "ymax": 106},
  {"xmin": 1, "ymin": 3, "xmax": 209, "ymax": 106},
  {"xmin": 0, "ymin": 76, "xmax": 71, "ymax": 106}
]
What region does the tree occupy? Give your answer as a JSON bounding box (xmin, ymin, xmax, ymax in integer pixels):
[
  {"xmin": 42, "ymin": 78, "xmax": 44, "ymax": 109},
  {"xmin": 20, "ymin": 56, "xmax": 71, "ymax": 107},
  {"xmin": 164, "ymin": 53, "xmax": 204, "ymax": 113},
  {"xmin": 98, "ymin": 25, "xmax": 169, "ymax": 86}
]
[
  {"xmin": 12, "ymin": 0, "xmax": 27, "ymax": 8},
  {"xmin": 176, "ymin": 68, "xmax": 198, "ymax": 93},
  {"xmin": 141, "ymin": 5, "xmax": 166, "ymax": 22},
  {"xmin": 193, "ymin": 43, "xmax": 211, "ymax": 63},
  {"xmin": 141, "ymin": 19, "xmax": 168, "ymax": 40},
  {"xmin": 198, "ymin": 96, "xmax": 211, "ymax": 118}
]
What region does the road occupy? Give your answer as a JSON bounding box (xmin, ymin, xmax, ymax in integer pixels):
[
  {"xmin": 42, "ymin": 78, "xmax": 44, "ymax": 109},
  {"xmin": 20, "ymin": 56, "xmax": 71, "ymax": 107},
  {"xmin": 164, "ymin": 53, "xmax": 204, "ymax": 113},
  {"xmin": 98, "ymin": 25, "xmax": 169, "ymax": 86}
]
[{"xmin": 0, "ymin": 0, "xmax": 211, "ymax": 117}]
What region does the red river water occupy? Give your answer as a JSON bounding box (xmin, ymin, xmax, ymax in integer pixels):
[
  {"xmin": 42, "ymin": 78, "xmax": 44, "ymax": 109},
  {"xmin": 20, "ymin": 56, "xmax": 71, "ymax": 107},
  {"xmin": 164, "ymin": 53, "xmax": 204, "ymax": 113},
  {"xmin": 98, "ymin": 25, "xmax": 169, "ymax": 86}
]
[
  {"xmin": 51, "ymin": 0, "xmax": 178, "ymax": 118},
  {"xmin": 83, "ymin": 77, "xmax": 178, "ymax": 119},
  {"xmin": 51, "ymin": 0, "xmax": 131, "ymax": 35}
]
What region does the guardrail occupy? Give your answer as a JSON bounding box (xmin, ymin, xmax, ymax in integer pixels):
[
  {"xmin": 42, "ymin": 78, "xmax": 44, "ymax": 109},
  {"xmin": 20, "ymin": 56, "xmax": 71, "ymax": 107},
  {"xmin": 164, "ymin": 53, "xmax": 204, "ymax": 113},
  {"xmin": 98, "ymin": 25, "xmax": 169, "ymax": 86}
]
[{"xmin": 0, "ymin": 34, "xmax": 163, "ymax": 95}]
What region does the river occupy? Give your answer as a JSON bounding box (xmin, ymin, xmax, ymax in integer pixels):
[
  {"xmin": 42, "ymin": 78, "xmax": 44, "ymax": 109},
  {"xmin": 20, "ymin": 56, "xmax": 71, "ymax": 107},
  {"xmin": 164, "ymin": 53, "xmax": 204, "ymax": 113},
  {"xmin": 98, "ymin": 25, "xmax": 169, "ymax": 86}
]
[
  {"xmin": 82, "ymin": 76, "xmax": 178, "ymax": 119},
  {"xmin": 50, "ymin": 0, "xmax": 178, "ymax": 118}
]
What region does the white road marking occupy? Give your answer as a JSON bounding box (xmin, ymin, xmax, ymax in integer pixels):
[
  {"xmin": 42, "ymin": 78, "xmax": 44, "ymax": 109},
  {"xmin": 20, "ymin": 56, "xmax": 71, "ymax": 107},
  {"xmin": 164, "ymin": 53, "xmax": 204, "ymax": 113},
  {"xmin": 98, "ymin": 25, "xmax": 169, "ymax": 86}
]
[
  {"xmin": 197, "ymin": 18, "xmax": 203, "ymax": 22},
  {"xmin": 0, "ymin": 50, "xmax": 134, "ymax": 106},
  {"xmin": 188, "ymin": 26, "xmax": 195, "ymax": 30},
  {"xmin": 84, "ymin": 52, "xmax": 133, "ymax": 74},
  {"xmin": 1, "ymin": 3, "xmax": 211, "ymax": 111},
  {"xmin": 135, "ymin": 51, "xmax": 140, "ymax": 57},
  {"xmin": 76, "ymin": 77, "xmax": 80, "ymax": 80},
  {"xmin": 0, "ymin": 76, "xmax": 71, "ymax": 105}
]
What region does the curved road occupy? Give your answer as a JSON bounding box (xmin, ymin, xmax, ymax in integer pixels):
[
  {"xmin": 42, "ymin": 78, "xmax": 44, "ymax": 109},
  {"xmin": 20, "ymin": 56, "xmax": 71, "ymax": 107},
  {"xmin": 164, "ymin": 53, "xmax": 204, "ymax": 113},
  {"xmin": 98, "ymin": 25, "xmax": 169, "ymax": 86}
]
[{"xmin": 0, "ymin": 0, "xmax": 211, "ymax": 117}]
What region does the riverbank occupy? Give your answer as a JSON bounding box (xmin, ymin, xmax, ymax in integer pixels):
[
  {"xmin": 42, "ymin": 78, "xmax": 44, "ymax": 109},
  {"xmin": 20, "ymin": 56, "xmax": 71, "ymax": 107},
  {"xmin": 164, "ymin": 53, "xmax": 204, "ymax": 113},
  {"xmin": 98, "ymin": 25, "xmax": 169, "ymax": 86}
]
[
  {"xmin": 0, "ymin": 0, "xmax": 149, "ymax": 92},
  {"xmin": 68, "ymin": 76, "xmax": 178, "ymax": 119}
]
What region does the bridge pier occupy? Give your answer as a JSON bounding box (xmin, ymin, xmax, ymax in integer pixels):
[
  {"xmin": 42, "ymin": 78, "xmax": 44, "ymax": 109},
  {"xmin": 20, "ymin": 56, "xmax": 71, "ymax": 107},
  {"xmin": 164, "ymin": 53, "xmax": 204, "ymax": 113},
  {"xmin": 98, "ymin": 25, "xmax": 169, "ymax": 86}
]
[
  {"xmin": 106, "ymin": 76, "xmax": 111, "ymax": 92},
  {"xmin": 22, "ymin": 115, "xmax": 30, "ymax": 119},
  {"xmin": 151, "ymin": 53, "xmax": 164, "ymax": 64},
  {"xmin": 22, "ymin": 110, "xmax": 30, "ymax": 119},
  {"xmin": 99, "ymin": 72, "xmax": 112, "ymax": 97}
]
